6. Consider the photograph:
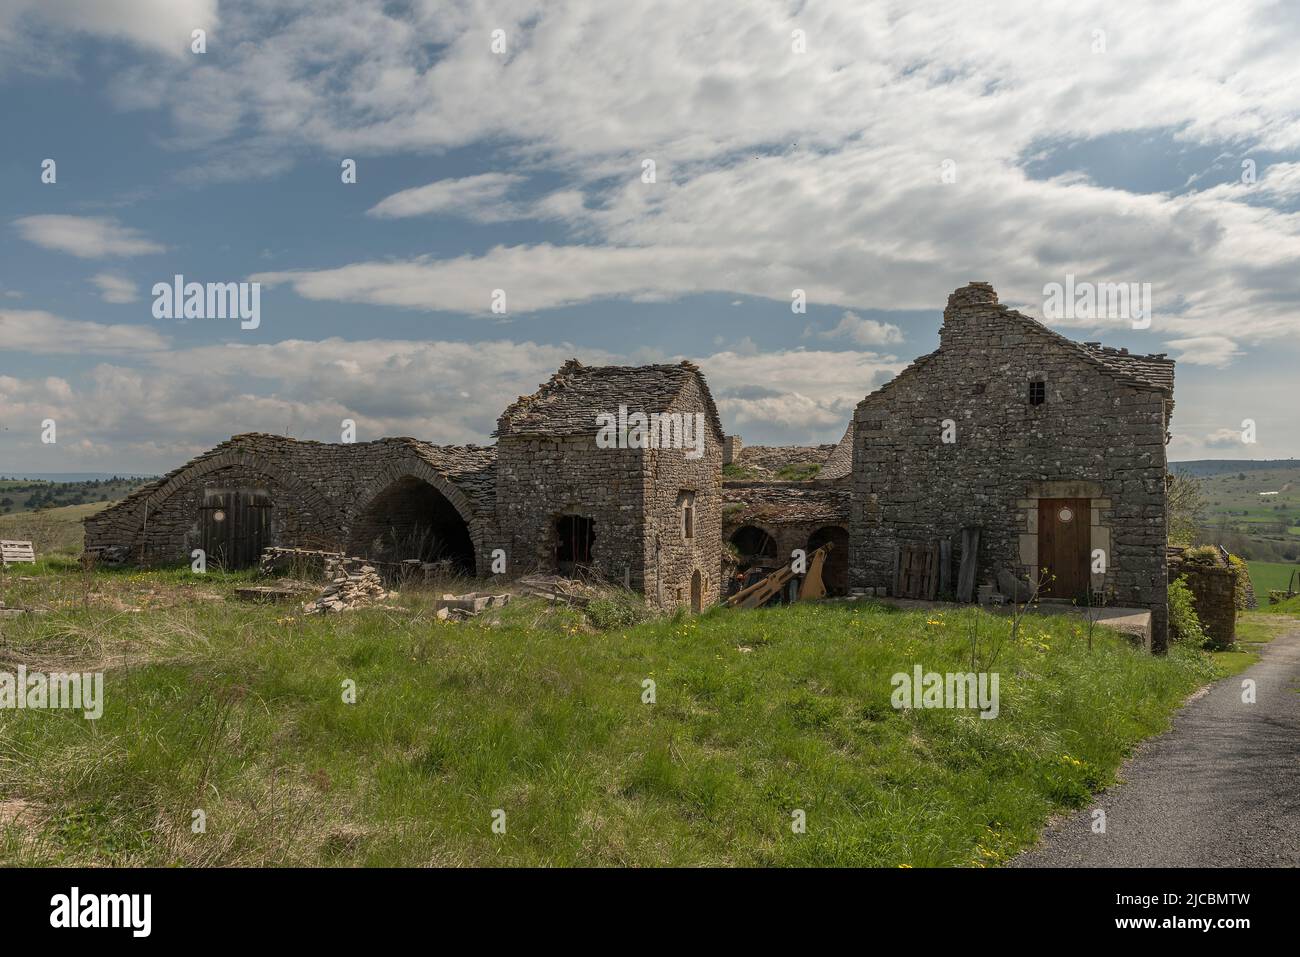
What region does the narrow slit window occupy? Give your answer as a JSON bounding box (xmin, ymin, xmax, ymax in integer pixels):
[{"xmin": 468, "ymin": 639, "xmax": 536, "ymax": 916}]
[
  {"xmin": 679, "ymin": 491, "xmax": 696, "ymax": 539},
  {"xmin": 1028, "ymin": 380, "xmax": 1046, "ymax": 405}
]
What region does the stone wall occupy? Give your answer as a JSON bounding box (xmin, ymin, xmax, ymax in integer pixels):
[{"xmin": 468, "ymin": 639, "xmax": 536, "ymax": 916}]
[
  {"xmin": 1175, "ymin": 563, "xmax": 1239, "ymax": 648},
  {"xmin": 850, "ymin": 283, "xmax": 1173, "ymax": 650},
  {"xmin": 493, "ymin": 376, "xmax": 723, "ymax": 608},
  {"xmin": 84, "ymin": 434, "xmax": 497, "ymax": 572},
  {"xmin": 494, "ymin": 434, "xmax": 649, "ymax": 584},
  {"xmin": 643, "ymin": 375, "xmax": 723, "ymax": 610}
]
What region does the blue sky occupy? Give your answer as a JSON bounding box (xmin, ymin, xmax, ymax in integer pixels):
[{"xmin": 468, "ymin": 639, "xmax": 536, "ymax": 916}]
[{"xmin": 2, "ymin": 0, "xmax": 1299, "ymax": 474}]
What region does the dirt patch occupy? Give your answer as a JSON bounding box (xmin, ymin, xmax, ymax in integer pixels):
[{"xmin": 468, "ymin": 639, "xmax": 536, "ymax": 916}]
[{"xmin": 0, "ymin": 798, "xmax": 44, "ymax": 830}]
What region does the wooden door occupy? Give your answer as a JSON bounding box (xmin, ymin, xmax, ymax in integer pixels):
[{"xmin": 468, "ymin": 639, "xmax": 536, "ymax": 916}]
[
  {"xmin": 201, "ymin": 489, "xmax": 271, "ymax": 570},
  {"xmin": 1038, "ymin": 498, "xmax": 1089, "ymax": 600}
]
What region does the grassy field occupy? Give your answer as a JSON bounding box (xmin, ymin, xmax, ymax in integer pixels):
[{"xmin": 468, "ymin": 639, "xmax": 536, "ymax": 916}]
[
  {"xmin": 0, "ymin": 501, "xmax": 112, "ymax": 558},
  {"xmin": 0, "ymin": 561, "xmax": 1238, "ymax": 867},
  {"xmin": 1246, "ymin": 560, "xmax": 1300, "ymax": 596}
]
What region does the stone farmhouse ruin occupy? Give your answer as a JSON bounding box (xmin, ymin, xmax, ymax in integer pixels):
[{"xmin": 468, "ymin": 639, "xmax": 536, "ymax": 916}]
[{"xmin": 85, "ymin": 282, "xmax": 1175, "ymax": 647}]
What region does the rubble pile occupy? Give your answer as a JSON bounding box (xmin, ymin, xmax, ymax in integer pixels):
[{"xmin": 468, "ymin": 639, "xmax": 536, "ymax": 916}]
[
  {"xmin": 436, "ymin": 592, "xmax": 510, "ymax": 621},
  {"xmin": 303, "ymin": 561, "xmax": 389, "ymax": 614}
]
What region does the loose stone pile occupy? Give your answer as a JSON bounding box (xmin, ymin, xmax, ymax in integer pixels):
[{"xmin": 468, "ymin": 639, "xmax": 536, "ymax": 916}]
[{"xmin": 303, "ymin": 561, "xmax": 388, "ymax": 614}]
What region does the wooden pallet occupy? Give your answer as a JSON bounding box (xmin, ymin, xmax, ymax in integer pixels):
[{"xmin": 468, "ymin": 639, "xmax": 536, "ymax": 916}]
[
  {"xmin": 893, "ymin": 542, "xmax": 940, "ymax": 600},
  {"xmin": 0, "ymin": 540, "xmax": 36, "ymax": 566}
]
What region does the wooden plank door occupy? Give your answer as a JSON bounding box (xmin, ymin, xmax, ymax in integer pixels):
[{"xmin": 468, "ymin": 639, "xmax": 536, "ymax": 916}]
[
  {"xmin": 1038, "ymin": 498, "xmax": 1090, "ymax": 600},
  {"xmin": 202, "ymin": 489, "xmax": 270, "ymax": 570}
]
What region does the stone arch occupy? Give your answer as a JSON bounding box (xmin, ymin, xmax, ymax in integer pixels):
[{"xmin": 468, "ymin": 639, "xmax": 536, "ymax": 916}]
[
  {"xmin": 729, "ymin": 524, "xmax": 778, "ymax": 566},
  {"xmin": 142, "ymin": 448, "xmax": 343, "ymax": 527},
  {"xmin": 117, "ymin": 447, "xmax": 347, "ymax": 560},
  {"xmin": 345, "ymin": 456, "xmax": 486, "ymax": 572}
]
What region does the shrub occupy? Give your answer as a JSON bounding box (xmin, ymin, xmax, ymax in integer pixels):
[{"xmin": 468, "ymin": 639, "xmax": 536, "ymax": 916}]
[
  {"xmin": 1226, "ymin": 554, "xmax": 1250, "ymax": 610},
  {"xmin": 1181, "ymin": 544, "xmax": 1221, "ymax": 565},
  {"xmin": 1168, "ymin": 576, "xmax": 1206, "ymax": 645},
  {"xmin": 584, "ymin": 590, "xmax": 649, "ymax": 629}
]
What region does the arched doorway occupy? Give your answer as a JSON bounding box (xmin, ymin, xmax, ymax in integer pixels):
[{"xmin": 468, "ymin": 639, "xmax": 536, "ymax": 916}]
[
  {"xmin": 806, "ymin": 526, "xmax": 850, "ymax": 596},
  {"xmin": 727, "ymin": 524, "xmax": 779, "ymax": 597},
  {"xmin": 349, "ymin": 476, "xmax": 474, "ymax": 571},
  {"xmin": 690, "ymin": 569, "xmax": 703, "ymax": 613},
  {"xmin": 729, "ymin": 525, "xmax": 777, "ymax": 567}
]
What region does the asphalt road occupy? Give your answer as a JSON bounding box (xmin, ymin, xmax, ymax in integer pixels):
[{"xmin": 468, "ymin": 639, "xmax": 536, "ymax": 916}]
[{"xmin": 1013, "ymin": 625, "xmax": 1300, "ymax": 867}]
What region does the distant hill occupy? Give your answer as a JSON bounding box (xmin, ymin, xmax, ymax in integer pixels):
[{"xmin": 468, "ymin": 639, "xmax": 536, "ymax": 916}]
[
  {"xmin": 1171, "ymin": 459, "xmax": 1300, "ymax": 478},
  {"xmin": 1174, "ymin": 460, "xmax": 1300, "ymax": 563},
  {"xmin": 0, "ymin": 476, "xmax": 154, "ymax": 515},
  {"xmin": 0, "ymin": 472, "xmax": 155, "ymax": 482}
]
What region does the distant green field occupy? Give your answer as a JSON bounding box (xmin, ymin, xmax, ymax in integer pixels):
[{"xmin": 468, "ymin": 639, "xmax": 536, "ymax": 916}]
[
  {"xmin": 0, "ymin": 501, "xmax": 113, "ymax": 557},
  {"xmin": 1246, "ymin": 560, "xmax": 1300, "ymax": 596}
]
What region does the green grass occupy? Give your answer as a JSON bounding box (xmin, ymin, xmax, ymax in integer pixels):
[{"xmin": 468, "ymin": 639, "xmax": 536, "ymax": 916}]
[
  {"xmin": 1247, "ymin": 560, "xmax": 1300, "ymax": 596},
  {"xmin": 0, "ymin": 569, "xmax": 1231, "ymax": 867}
]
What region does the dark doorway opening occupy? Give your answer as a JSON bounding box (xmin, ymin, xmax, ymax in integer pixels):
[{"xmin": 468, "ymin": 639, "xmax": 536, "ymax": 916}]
[
  {"xmin": 690, "ymin": 569, "xmax": 703, "ymax": 613},
  {"xmin": 806, "ymin": 525, "xmax": 850, "ymax": 596},
  {"xmin": 349, "ymin": 476, "xmax": 474, "ymax": 571},
  {"xmin": 201, "ymin": 487, "xmax": 271, "ymax": 570},
  {"xmin": 730, "ymin": 525, "xmax": 777, "ymax": 568},
  {"xmin": 555, "ymin": 514, "xmax": 596, "ymax": 574}
]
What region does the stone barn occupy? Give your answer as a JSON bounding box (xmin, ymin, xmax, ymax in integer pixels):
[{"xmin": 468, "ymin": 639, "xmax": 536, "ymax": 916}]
[
  {"xmin": 494, "ymin": 359, "xmax": 724, "ymax": 611},
  {"xmin": 84, "ymin": 358, "xmax": 724, "ymax": 612},
  {"xmin": 83, "ymin": 434, "xmax": 497, "ymax": 573},
  {"xmin": 849, "ymin": 282, "xmax": 1174, "ymax": 649}
]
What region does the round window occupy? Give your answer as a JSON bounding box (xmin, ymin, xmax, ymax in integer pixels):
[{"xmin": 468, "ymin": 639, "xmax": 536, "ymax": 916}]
[
  {"xmin": 1058, "ymin": 507, "xmax": 1073, "ymax": 523},
  {"xmin": 212, "ymin": 509, "xmax": 226, "ymax": 523}
]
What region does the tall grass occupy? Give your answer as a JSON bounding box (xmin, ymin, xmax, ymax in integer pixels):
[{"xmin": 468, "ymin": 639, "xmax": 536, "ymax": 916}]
[{"xmin": 1, "ymin": 575, "xmax": 1224, "ymax": 867}]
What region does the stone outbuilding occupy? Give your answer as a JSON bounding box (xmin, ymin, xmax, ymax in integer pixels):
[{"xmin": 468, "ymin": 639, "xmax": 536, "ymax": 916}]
[
  {"xmin": 84, "ymin": 358, "xmax": 724, "ymax": 613},
  {"xmin": 849, "ymin": 282, "xmax": 1175, "ymax": 649},
  {"xmin": 494, "ymin": 359, "xmax": 724, "ymax": 610}
]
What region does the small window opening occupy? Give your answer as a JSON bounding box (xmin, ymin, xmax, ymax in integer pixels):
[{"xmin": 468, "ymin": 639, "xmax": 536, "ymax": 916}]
[
  {"xmin": 679, "ymin": 491, "xmax": 696, "ymax": 539},
  {"xmin": 1028, "ymin": 380, "xmax": 1046, "ymax": 405}
]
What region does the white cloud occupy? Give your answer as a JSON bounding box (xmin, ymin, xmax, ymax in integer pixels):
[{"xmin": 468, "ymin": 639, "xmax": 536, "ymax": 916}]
[
  {"xmin": 89, "ymin": 272, "xmax": 139, "ymax": 303},
  {"xmin": 0, "ymin": 326, "xmax": 900, "ymax": 469},
  {"xmin": 13, "ymin": 215, "xmax": 164, "ymax": 259},
  {"xmin": 1164, "ymin": 335, "xmax": 1243, "ymax": 367},
  {"xmin": 0, "ymin": 309, "xmax": 168, "ymax": 355},
  {"xmin": 367, "ymin": 173, "xmax": 526, "ymax": 221},
  {"xmin": 815, "ymin": 311, "xmax": 905, "ymax": 346},
  {"xmin": 1202, "ymin": 427, "xmax": 1248, "ymax": 449},
  {"xmin": 0, "ymin": 0, "xmax": 218, "ymax": 60}
]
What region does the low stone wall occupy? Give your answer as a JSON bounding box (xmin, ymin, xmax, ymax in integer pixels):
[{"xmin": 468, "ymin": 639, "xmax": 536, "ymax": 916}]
[{"xmin": 1179, "ymin": 564, "xmax": 1238, "ymax": 648}]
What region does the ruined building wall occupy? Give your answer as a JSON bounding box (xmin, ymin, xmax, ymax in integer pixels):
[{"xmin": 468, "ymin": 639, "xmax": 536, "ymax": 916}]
[
  {"xmin": 850, "ymin": 284, "xmax": 1171, "ymax": 649},
  {"xmin": 642, "ymin": 375, "xmax": 724, "ymax": 609},
  {"xmin": 493, "ymin": 435, "xmax": 649, "ymax": 586},
  {"xmin": 84, "ymin": 434, "xmax": 497, "ymax": 573}
]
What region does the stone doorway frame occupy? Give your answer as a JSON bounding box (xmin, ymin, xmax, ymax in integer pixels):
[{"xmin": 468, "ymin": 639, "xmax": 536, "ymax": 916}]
[{"xmin": 1016, "ymin": 481, "xmax": 1111, "ymax": 596}]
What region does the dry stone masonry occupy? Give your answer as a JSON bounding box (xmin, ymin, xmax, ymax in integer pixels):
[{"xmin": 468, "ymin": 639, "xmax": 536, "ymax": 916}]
[
  {"xmin": 850, "ymin": 283, "xmax": 1174, "ymax": 649},
  {"xmin": 84, "ymin": 287, "xmax": 1175, "ymax": 643}
]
